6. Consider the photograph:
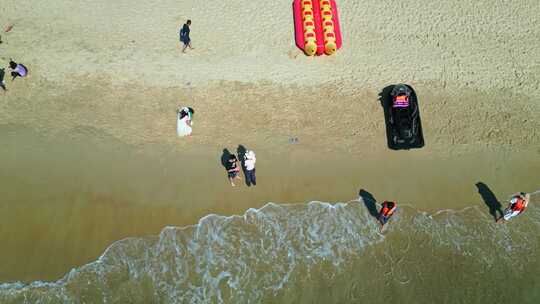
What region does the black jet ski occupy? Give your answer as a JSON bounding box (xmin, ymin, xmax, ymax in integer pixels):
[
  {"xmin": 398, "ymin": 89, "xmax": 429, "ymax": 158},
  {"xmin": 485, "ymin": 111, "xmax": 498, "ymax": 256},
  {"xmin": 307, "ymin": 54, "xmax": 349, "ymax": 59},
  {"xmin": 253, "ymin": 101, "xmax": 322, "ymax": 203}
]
[{"xmin": 381, "ymin": 84, "xmax": 425, "ymax": 149}]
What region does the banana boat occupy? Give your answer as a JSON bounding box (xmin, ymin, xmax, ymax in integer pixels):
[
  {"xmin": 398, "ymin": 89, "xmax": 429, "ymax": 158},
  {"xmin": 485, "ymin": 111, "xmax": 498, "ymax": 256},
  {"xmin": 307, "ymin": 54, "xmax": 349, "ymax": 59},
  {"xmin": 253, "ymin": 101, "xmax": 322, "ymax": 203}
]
[{"xmin": 293, "ymin": 0, "xmax": 342, "ymax": 56}]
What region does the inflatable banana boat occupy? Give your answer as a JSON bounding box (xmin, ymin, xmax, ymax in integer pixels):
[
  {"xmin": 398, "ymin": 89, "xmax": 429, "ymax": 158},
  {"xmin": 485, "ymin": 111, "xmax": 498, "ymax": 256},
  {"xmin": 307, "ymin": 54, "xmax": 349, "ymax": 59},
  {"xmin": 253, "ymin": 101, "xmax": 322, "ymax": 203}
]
[{"xmin": 293, "ymin": 0, "xmax": 343, "ymax": 56}]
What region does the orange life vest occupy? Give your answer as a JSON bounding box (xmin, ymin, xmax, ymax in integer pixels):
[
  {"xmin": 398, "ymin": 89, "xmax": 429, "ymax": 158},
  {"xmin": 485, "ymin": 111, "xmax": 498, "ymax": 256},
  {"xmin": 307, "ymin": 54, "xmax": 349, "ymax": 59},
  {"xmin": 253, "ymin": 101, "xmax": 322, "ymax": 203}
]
[
  {"xmin": 381, "ymin": 202, "xmax": 396, "ymax": 216},
  {"xmin": 511, "ymin": 197, "xmax": 526, "ymax": 212}
]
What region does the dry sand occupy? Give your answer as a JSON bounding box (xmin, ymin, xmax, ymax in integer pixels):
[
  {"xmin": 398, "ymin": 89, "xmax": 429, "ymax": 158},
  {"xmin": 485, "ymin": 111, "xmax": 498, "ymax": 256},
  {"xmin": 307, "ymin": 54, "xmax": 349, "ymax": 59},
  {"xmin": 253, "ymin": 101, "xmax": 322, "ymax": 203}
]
[{"xmin": 0, "ymin": 0, "xmax": 539, "ymax": 282}]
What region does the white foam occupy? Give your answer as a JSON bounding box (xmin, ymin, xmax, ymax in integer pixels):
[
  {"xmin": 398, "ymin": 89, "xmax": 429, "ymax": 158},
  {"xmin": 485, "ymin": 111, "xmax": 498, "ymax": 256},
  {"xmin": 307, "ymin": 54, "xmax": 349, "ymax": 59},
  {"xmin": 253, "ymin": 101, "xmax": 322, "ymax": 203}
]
[{"xmin": 1, "ymin": 201, "xmax": 539, "ymax": 303}]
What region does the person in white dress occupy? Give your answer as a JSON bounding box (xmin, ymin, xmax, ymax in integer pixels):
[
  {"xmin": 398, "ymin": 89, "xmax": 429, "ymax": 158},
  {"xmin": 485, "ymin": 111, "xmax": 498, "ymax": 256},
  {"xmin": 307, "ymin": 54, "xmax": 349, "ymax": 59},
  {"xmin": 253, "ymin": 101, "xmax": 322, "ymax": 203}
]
[{"xmin": 177, "ymin": 107, "xmax": 194, "ymax": 137}]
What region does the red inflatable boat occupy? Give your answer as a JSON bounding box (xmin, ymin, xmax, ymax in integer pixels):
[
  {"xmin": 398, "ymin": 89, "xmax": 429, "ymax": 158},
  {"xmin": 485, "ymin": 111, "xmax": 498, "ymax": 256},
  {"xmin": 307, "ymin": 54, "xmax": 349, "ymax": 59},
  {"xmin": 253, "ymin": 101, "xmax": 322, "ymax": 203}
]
[{"xmin": 293, "ymin": 0, "xmax": 343, "ymax": 56}]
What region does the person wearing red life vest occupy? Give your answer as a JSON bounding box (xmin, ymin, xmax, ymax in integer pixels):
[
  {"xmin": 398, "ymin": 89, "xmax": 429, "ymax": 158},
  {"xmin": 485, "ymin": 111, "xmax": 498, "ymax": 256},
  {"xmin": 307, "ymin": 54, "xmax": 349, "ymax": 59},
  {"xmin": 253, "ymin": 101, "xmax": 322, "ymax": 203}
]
[
  {"xmin": 497, "ymin": 192, "xmax": 530, "ymax": 222},
  {"xmin": 378, "ymin": 201, "xmax": 397, "ymax": 228}
]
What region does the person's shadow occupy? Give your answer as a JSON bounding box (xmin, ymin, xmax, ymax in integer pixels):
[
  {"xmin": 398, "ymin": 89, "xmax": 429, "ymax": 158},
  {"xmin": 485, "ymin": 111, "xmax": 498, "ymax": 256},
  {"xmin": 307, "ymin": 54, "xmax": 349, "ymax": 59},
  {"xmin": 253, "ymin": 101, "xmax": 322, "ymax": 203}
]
[
  {"xmin": 220, "ymin": 148, "xmax": 231, "ymax": 170},
  {"xmin": 359, "ymin": 189, "xmax": 380, "ymax": 218},
  {"xmin": 236, "ymin": 144, "xmax": 249, "ymax": 186},
  {"xmin": 475, "ymin": 182, "xmax": 503, "ymax": 221}
]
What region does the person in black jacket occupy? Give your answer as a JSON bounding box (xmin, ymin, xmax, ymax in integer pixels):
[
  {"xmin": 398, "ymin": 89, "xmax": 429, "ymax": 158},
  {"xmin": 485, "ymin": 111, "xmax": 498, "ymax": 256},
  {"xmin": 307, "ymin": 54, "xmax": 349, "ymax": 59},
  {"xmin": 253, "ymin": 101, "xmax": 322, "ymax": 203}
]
[
  {"xmin": 226, "ymin": 154, "xmax": 241, "ymax": 187},
  {"xmin": 179, "ymin": 20, "xmax": 193, "ymax": 53},
  {"xmin": 0, "ymin": 68, "xmax": 6, "ymax": 91}
]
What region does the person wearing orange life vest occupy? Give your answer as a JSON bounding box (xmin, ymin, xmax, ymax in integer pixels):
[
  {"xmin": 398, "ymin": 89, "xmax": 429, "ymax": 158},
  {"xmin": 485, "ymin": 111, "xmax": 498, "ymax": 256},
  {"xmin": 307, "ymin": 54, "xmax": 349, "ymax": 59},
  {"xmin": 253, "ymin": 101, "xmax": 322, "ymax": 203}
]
[
  {"xmin": 378, "ymin": 201, "xmax": 397, "ymax": 227},
  {"xmin": 497, "ymin": 192, "xmax": 530, "ymax": 222}
]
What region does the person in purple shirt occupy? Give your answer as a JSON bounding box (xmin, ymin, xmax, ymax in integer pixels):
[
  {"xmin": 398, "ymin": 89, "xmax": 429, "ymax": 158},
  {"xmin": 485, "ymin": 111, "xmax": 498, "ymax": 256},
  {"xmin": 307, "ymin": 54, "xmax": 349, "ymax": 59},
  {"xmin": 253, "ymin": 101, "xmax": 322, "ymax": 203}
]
[{"xmin": 9, "ymin": 59, "xmax": 28, "ymax": 81}]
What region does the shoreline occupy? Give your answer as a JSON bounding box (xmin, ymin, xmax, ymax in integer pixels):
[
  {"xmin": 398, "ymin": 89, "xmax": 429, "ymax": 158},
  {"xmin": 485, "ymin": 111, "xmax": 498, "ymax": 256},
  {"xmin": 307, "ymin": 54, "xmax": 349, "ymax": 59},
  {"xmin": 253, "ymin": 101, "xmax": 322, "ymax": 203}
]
[
  {"xmin": 1, "ymin": 125, "xmax": 539, "ymax": 282},
  {"xmin": 1, "ymin": 0, "xmax": 539, "ymax": 295}
]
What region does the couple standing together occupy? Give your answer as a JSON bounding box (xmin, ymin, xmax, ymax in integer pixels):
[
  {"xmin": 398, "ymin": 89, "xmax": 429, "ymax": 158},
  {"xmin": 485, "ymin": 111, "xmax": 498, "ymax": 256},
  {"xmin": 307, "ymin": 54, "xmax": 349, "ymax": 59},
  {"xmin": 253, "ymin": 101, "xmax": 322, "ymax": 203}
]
[{"xmin": 226, "ymin": 150, "xmax": 256, "ymax": 187}]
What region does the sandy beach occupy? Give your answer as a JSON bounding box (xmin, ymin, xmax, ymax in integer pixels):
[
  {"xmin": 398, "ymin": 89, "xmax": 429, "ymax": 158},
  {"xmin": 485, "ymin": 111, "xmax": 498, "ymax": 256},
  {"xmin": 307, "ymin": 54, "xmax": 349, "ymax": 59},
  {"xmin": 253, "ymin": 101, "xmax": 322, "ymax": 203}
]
[{"xmin": 1, "ymin": 0, "xmax": 539, "ymax": 301}]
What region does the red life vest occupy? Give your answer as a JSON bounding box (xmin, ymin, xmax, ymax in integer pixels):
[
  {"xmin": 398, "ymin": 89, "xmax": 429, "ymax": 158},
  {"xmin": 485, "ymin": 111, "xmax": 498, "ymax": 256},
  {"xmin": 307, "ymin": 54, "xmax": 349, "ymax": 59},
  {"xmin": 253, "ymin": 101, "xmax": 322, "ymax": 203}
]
[
  {"xmin": 381, "ymin": 202, "xmax": 396, "ymax": 216},
  {"xmin": 511, "ymin": 197, "xmax": 526, "ymax": 212}
]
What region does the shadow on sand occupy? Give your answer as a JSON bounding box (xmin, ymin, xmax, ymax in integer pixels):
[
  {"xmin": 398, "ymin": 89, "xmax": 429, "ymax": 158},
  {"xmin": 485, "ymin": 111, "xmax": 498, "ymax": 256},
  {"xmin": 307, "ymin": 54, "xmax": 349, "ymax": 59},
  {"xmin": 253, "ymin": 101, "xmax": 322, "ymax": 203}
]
[
  {"xmin": 378, "ymin": 85, "xmax": 395, "ymax": 149},
  {"xmin": 220, "ymin": 148, "xmax": 232, "ymax": 169},
  {"xmin": 475, "ymin": 182, "xmax": 503, "ymax": 222},
  {"xmin": 236, "ymin": 144, "xmax": 249, "ymax": 186},
  {"xmin": 359, "ymin": 189, "xmax": 379, "ymax": 218}
]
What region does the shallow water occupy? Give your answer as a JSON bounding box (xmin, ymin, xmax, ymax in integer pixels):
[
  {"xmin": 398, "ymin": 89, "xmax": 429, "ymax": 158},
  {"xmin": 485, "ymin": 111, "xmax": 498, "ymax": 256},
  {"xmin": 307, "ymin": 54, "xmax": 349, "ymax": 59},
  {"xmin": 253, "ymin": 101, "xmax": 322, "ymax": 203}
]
[
  {"xmin": 1, "ymin": 125, "xmax": 539, "ymax": 303},
  {"xmin": 1, "ymin": 198, "xmax": 540, "ymax": 303}
]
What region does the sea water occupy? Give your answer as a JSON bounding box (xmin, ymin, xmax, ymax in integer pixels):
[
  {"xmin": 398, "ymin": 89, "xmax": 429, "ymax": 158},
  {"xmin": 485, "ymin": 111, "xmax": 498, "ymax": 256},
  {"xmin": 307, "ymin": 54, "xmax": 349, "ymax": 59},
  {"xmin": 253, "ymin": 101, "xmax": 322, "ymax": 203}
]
[
  {"xmin": 1, "ymin": 196, "xmax": 540, "ymax": 303},
  {"xmin": 1, "ymin": 126, "xmax": 539, "ymax": 303}
]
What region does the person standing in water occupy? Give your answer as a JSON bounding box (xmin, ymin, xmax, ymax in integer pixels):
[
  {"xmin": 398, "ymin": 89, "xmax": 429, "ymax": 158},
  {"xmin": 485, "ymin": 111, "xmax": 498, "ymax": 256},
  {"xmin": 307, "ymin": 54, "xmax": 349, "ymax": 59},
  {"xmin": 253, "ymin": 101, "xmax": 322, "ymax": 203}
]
[
  {"xmin": 378, "ymin": 201, "xmax": 397, "ymax": 230},
  {"xmin": 179, "ymin": 20, "xmax": 193, "ymax": 53},
  {"xmin": 497, "ymin": 192, "xmax": 530, "ymax": 223},
  {"xmin": 244, "ymin": 150, "xmax": 256, "ymax": 187},
  {"xmin": 226, "ymin": 154, "xmax": 241, "ymax": 187}
]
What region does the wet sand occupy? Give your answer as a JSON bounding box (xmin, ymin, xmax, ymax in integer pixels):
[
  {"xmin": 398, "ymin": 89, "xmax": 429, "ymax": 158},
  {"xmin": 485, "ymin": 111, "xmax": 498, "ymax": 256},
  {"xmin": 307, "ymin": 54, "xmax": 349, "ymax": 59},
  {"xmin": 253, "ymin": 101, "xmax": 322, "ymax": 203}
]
[
  {"xmin": 1, "ymin": 80, "xmax": 539, "ymax": 283},
  {"xmin": 0, "ymin": 0, "xmax": 539, "ymax": 287},
  {"xmin": 1, "ymin": 125, "xmax": 539, "ymax": 282}
]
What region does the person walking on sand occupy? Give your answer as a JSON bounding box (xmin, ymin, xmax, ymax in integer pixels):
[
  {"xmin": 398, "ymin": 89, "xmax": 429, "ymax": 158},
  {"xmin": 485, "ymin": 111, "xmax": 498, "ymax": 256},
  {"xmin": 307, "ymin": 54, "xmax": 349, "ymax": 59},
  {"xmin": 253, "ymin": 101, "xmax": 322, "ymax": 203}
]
[
  {"xmin": 176, "ymin": 106, "xmax": 194, "ymax": 137},
  {"xmin": 244, "ymin": 150, "xmax": 256, "ymax": 187},
  {"xmin": 226, "ymin": 154, "xmax": 241, "ymax": 187},
  {"xmin": 9, "ymin": 59, "xmax": 27, "ymax": 81},
  {"xmin": 497, "ymin": 192, "xmax": 530, "ymax": 223},
  {"xmin": 378, "ymin": 201, "xmax": 397, "ymax": 230},
  {"xmin": 179, "ymin": 20, "xmax": 193, "ymax": 53}
]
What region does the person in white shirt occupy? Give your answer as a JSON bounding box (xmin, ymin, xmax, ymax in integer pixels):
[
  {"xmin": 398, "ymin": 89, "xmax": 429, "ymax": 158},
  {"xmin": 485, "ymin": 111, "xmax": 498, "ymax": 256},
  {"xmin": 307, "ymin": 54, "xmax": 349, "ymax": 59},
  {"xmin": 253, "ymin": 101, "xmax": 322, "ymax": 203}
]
[{"xmin": 244, "ymin": 150, "xmax": 256, "ymax": 186}]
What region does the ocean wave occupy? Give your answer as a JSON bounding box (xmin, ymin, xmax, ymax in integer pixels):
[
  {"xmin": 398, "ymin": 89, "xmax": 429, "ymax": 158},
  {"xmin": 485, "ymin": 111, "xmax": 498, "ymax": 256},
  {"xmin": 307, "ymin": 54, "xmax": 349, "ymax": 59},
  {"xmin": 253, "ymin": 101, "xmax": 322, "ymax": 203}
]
[{"xmin": 1, "ymin": 197, "xmax": 539, "ymax": 303}]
